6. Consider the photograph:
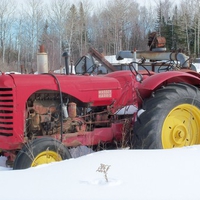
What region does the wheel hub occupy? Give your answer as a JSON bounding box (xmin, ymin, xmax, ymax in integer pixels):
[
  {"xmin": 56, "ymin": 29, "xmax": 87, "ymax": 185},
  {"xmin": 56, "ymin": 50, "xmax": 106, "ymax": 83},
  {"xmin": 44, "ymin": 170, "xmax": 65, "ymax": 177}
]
[
  {"xmin": 31, "ymin": 150, "xmax": 62, "ymax": 167},
  {"xmin": 162, "ymin": 104, "xmax": 200, "ymax": 148},
  {"xmin": 172, "ymin": 125, "xmax": 187, "ymax": 144}
]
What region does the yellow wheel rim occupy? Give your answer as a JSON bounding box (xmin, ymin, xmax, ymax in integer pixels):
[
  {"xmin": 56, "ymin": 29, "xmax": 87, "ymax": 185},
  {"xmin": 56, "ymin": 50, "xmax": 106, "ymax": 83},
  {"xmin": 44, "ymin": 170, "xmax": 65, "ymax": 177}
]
[
  {"xmin": 162, "ymin": 104, "xmax": 200, "ymax": 149},
  {"xmin": 31, "ymin": 150, "xmax": 62, "ymax": 167}
]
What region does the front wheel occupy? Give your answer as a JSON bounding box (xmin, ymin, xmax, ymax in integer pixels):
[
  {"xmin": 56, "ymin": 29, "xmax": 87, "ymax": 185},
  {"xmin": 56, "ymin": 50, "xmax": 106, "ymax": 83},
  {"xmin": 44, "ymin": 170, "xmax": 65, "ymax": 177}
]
[
  {"xmin": 133, "ymin": 83, "xmax": 200, "ymax": 149},
  {"xmin": 13, "ymin": 137, "xmax": 71, "ymax": 170}
]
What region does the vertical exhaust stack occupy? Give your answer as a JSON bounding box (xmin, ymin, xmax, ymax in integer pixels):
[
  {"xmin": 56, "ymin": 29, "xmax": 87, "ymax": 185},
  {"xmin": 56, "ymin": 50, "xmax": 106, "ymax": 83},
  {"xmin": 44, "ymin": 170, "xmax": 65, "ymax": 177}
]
[
  {"xmin": 37, "ymin": 45, "xmax": 48, "ymax": 74},
  {"xmin": 62, "ymin": 51, "xmax": 69, "ymax": 75}
]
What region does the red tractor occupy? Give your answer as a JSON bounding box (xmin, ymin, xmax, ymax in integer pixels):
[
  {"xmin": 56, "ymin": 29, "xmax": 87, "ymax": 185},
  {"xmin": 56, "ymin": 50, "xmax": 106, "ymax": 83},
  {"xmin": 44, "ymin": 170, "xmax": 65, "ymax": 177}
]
[{"xmin": 1, "ymin": 44, "xmax": 200, "ymax": 170}]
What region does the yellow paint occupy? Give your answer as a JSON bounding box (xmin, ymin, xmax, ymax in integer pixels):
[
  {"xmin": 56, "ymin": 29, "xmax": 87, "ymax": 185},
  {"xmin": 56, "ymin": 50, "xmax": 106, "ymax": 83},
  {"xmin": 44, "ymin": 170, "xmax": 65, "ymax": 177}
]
[
  {"xmin": 31, "ymin": 150, "xmax": 62, "ymax": 167},
  {"xmin": 162, "ymin": 104, "xmax": 200, "ymax": 148}
]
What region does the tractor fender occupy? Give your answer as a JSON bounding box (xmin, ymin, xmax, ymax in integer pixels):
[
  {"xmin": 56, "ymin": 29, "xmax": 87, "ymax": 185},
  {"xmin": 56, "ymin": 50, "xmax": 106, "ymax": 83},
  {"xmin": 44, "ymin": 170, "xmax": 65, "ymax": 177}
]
[{"xmin": 137, "ymin": 70, "xmax": 200, "ymax": 99}]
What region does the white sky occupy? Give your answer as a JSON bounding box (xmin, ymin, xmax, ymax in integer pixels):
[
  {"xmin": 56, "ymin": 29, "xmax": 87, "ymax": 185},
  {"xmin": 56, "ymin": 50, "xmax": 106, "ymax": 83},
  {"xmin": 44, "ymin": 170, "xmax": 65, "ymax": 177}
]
[{"xmin": 15, "ymin": 0, "xmax": 182, "ymax": 9}]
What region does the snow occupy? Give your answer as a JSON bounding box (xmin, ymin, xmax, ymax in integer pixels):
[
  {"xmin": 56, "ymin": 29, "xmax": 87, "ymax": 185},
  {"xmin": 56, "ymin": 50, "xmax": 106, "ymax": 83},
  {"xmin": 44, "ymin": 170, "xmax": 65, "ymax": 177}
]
[{"xmin": 0, "ymin": 146, "xmax": 200, "ymax": 200}]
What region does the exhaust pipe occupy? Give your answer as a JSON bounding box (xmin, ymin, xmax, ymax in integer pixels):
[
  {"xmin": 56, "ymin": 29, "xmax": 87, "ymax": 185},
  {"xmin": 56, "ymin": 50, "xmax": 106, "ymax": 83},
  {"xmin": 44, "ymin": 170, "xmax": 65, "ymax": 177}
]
[
  {"xmin": 37, "ymin": 45, "xmax": 48, "ymax": 74},
  {"xmin": 62, "ymin": 51, "xmax": 69, "ymax": 75}
]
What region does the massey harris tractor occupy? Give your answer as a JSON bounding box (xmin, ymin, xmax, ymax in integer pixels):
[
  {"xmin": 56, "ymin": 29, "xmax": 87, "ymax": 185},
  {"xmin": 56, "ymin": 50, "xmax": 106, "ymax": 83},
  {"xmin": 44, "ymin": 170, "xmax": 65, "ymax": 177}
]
[{"xmin": 1, "ymin": 43, "xmax": 200, "ymax": 170}]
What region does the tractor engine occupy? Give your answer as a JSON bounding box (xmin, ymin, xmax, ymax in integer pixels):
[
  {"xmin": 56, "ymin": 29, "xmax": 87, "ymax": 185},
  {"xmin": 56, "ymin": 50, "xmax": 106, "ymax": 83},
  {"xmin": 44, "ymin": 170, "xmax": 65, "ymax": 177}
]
[
  {"xmin": 27, "ymin": 100, "xmax": 60, "ymax": 136},
  {"xmin": 26, "ymin": 99, "xmax": 111, "ymax": 138}
]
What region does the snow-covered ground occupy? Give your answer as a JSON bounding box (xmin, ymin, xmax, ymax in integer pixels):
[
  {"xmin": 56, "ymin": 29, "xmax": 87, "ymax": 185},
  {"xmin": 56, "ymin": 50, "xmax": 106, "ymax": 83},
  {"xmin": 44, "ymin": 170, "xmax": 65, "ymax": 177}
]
[{"xmin": 0, "ymin": 146, "xmax": 200, "ymax": 200}]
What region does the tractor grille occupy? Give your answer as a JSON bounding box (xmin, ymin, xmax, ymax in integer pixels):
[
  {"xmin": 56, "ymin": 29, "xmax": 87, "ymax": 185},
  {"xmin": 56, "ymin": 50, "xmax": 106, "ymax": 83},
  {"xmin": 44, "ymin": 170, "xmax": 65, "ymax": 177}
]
[{"xmin": 0, "ymin": 88, "xmax": 13, "ymax": 136}]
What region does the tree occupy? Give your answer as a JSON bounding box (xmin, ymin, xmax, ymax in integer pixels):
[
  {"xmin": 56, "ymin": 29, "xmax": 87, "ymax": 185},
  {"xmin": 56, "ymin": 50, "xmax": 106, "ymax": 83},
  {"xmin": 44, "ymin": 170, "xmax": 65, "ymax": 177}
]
[
  {"xmin": 138, "ymin": 4, "xmax": 156, "ymax": 50},
  {"xmin": 19, "ymin": 0, "xmax": 45, "ymax": 72},
  {"xmin": 94, "ymin": 0, "xmax": 141, "ymax": 55},
  {"xmin": 178, "ymin": 0, "xmax": 194, "ymax": 55},
  {"xmin": 0, "ymin": 0, "xmax": 199, "ymax": 72},
  {"xmin": 48, "ymin": 0, "xmax": 70, "ymax": 66},
  {"xmin": 65, "ymin": 4, "xmax": 78, "ymax": 58},
  {"xmin": 0, "ymin": 0, "xmax": 16, "ymax": 64}
]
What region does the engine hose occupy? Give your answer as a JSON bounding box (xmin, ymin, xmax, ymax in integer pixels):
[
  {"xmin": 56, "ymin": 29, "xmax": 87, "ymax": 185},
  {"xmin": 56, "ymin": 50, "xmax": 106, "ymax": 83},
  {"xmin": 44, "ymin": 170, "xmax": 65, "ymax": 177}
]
[{"xmin": 42, "ymin": 73, "xmax": 64, "ymax": 142}]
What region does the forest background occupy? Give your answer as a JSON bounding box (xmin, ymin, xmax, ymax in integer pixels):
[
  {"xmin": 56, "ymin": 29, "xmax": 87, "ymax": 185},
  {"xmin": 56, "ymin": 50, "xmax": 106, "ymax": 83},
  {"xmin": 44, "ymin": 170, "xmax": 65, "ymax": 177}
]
[{"xmin": 0, "ymin": 0, "xmax": 198, "ymax": 73}]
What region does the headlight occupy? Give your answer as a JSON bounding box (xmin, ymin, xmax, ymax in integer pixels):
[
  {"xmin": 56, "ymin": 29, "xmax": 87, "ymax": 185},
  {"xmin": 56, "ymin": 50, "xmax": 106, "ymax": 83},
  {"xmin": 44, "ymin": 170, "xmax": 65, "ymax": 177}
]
[{"xmin": 136, "ymin": 73, "xmax": 143, "ymax": 82}]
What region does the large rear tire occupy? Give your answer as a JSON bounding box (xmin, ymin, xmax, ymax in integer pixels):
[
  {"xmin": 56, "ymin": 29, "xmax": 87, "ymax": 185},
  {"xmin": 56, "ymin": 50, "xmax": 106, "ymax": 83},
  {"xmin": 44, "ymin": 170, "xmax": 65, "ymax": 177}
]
[
  {"xmin": 133, "ymin": 83, "xmax": 200, "ymax": 149},
  {"xmin": 13, "ymin": 137, "xmax": 71, "ymax": 170}
]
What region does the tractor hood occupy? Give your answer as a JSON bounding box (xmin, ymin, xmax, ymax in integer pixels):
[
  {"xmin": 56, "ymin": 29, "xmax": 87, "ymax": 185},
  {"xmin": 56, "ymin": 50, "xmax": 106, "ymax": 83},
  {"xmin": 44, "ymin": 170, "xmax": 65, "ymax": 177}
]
[{"xmin": 0, "ymin": 73, "xmax": 124, "ymax": 106}]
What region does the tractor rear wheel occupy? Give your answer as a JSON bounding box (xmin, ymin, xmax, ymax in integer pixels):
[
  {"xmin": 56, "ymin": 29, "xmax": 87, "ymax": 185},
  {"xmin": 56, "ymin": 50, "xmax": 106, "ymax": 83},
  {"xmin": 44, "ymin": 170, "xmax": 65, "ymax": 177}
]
[
  {"xmin": 13, "ymin": 137, "xmax": 71, "ymax": 170},
  {"xmin": 133, "ymin": 83, "xmax": 200, "ymax": 149}
]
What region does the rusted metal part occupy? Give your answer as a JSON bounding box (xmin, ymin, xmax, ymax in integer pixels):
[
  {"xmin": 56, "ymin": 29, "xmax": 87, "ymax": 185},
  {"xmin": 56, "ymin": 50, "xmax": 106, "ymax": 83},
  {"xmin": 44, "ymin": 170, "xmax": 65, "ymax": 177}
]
[
  {"xmin": 156, "ymin": 37, "xmax": 166, "ymax": 48},
  {"xmin": 137, "ymin": 51, "xmax": 189, "ymax": 68},
  {"xmin": 88, "ymin": 47, "xmax": 117, "ymax": 72},
  {"xmin": 68, "ymin": 102, "xmax": 77, "ymax": 118},
  {"xmin": 116, "ymin": 50, "xmax": 190, "ymax": 68},
  {"xmin": 148, "ymin": 32, "xmax": 166, "ymax": 50},
  {"xmin": 39, "ymin": 44, "xmax": 45, "ymax": 53},
  {"xmin": 60, "ymin": 123, "xmax": 124, "ymax": 147}
]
